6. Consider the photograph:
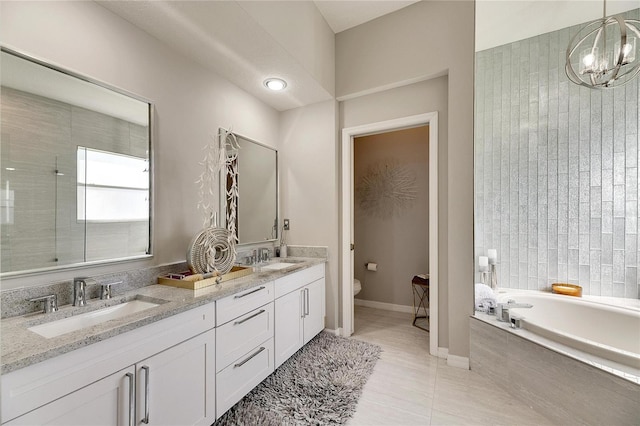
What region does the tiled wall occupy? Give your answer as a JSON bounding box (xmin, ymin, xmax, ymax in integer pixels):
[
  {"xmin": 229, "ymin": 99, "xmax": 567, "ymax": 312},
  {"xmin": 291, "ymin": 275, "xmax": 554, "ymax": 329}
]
[
  {"xmin": 474, "ymin": 9, "xmax": 640, "ymax": 298},
  {"xmin": 1, "ymin": 88, "xmax": 149, "ymax": 273}
]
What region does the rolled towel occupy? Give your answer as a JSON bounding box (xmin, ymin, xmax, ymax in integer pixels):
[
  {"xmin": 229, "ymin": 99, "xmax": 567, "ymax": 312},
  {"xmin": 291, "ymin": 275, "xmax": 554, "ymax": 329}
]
[
  {"xmin": 476, "ymin": 297, "xmax": 497, "ymax": 312},
  {"xmin": 475, "ymin": 283, "xmax": 497, "ymax": 312}
]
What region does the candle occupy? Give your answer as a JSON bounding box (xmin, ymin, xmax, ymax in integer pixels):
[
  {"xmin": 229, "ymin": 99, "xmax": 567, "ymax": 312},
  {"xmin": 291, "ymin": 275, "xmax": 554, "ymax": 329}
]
[
  {"xmin": 488, "ymin": 249, "xmax": 497, "ymax": 265},
  {"xmin": 478, "ymin": 256, "xmax": 489, "ymax": 272}
]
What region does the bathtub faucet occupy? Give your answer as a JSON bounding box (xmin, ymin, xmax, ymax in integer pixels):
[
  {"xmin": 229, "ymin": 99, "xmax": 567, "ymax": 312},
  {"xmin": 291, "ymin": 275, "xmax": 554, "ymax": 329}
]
[{"xmin": 496, "ymin": 299, "xmax": 532, "ymax": 328}]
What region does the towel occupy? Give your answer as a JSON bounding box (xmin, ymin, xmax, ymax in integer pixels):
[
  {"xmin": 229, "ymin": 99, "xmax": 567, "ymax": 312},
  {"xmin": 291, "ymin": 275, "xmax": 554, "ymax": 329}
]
[{"xmin": 475, "ymin": 283, "xmax": 497, "ymax": 312}]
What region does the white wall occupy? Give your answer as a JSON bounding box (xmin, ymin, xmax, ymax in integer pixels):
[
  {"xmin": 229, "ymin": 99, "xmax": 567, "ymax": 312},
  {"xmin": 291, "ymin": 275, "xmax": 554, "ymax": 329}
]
[
  {"xmin": 341, "ymin": 76, "xmax": 450, "ymax": 348},
  {"xmin": 476, "ymin": 0, "xmax": 640, "ymax": 51},
  {"xmin": 279, "ymin": 100, "xmax": 339, "ymax": 329},
  {"xmin": 337, "ymin": 0, "xmax": 474, "ymax": 357},
  {"xmin": 0, "ymin": 1, "xmax": 279, "ymax": 289}
]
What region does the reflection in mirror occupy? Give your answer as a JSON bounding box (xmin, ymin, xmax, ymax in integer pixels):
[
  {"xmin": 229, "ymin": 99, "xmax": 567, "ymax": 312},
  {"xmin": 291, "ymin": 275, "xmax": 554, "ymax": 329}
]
[
  {"xmin": 222, "ymin": 131, "xmax": 277, "ymax": 245},
  {"xmin": 0, "ymin": 48, "xmax": 152, "ymax": 276}
]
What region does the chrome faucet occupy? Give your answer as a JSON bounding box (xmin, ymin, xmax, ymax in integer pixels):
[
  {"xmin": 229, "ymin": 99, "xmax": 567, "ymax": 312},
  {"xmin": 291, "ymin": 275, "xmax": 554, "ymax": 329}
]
[
  {"xmin": 73, "ymin": 278, "xmax": 88, "ymax": 307},
  {"xmin": 261, "ymin": 248, "xmax": 270, "ymax": 262},
  {"xmin": 100, "ymin": 281, "xmax": 123, "ymax": 300},
  {"xmin": 29, "ymin": 294, "xmax": 58, "ymax": 314},
  {"xmin": 496, "ymin": 299, "xmax": 532, "ymax": 328}
]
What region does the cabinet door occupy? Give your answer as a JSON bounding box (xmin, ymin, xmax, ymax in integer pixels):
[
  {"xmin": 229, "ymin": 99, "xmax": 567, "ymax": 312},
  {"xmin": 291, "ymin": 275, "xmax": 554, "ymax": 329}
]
[
  {"xmin": 303, "ymin": 278, "xmax": 326, "ymax": 345},
  {"xmin": 6, "ymin": 366, "xmax": 135, "ymax": 426},
  {"xmin": 136, "ymin": 329, "xmax": 215, "ymax": 426},
  {"xmin": 274, "ymin": 289, "xmax": 304, "ymax": 368}
]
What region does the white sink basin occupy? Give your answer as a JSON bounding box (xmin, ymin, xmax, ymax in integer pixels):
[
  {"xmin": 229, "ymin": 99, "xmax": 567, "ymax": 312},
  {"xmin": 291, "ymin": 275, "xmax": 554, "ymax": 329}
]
[
  {"xmin": 28, "ymin": 300, "xmax": 160, "ymax": 339},
  {"xmin": 262, "ymin": 262, "xmax": 298, "ymax": 271}
]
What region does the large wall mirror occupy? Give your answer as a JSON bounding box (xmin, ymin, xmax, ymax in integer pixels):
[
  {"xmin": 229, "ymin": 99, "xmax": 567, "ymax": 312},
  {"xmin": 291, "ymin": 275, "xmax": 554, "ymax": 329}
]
[
  {"xmin": 0, "ymin": 48, "xmax": 153, "ymax": 277},
  {"xmin": 222, "ymin": 131, "xmax": 278, "ymax": 245}
]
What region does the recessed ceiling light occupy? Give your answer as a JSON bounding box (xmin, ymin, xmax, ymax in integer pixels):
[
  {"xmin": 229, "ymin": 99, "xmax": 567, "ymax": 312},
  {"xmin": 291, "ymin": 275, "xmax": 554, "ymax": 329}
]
[
  {"xmin": 264, "ymin": 78, "xmax": 287, "ymax": 91},
  {"xmin": 5, "ymin": 167, "xmax": 15, "ymax": 171}
]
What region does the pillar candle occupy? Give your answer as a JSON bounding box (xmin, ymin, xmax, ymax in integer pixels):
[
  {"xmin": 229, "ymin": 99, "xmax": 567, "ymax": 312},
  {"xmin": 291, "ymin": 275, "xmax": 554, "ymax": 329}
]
[
  {"xmin": 488, "ymin": 249, "xmax": 497, "ymax": 265},
  {"xmin": 478, "ymin": 256, "xmax": 489, "ymax": 272}
]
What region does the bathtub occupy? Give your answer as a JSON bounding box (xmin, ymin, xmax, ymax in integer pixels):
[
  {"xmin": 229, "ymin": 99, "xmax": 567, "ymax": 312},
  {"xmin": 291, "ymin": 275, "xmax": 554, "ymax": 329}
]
[
  {"xmin": 496, "ymin": 291, "xmax": 640, "ymax": 370},
  {"xmin": 471, "ymin": 291, "xmax": 640, "ymax": 425}
]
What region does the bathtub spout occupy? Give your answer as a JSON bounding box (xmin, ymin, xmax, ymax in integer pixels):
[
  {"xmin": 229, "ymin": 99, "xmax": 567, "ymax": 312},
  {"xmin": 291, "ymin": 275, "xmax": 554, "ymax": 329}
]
[{"xmin": 496, "ymin": 300, "xmax": 533, "ymax": 324}]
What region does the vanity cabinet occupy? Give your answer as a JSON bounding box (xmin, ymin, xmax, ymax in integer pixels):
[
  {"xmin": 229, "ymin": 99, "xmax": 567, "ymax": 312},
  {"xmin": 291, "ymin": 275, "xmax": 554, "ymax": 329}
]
[
  {"xmin": 1, "ymin": 303, "xmax": 216, "ymax": 425},
  {"xmin": 274, "ymin": 264, "xmax": 325, "ymax": 368},
  {"xmin": 5, "ymin": 329, "xmax": 215, "ymax": 426},
  {"xmin": 1, "ymin": 262, "xmax": 328, "ymax": 425}
]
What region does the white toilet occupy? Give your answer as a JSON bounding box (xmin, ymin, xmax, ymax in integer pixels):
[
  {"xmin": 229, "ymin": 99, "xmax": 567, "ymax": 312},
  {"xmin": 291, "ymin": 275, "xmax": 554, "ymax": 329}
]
[{"xmin": 353, "ymin": 278, "xmax": 362, "ymax": 296}]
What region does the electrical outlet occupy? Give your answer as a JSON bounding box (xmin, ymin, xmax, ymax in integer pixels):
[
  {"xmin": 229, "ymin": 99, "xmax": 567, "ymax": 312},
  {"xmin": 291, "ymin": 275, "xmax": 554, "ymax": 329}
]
[{"xmin": 283, "ymin": 219, "xmax": 290, "ymax": 230}]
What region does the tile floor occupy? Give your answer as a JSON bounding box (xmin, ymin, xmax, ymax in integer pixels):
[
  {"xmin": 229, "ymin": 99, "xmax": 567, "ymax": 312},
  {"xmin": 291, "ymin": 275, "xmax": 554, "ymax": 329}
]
[{"xmin": 348, "ymin": 306, "xmax": 555, "ymax": 425}]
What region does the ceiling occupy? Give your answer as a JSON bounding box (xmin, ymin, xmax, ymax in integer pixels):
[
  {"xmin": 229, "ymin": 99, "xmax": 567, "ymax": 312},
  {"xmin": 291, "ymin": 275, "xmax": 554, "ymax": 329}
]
[
  {"xmin": 98, "ymin": 1, "xmax": 420, "ymax": 112},
  {"xmin": 313, "ymin": 0, "xmax": 420, "ymax": 33},
  {"xmin": 99, "ymin": 1, "xmax": 640, "ymax": 112}
]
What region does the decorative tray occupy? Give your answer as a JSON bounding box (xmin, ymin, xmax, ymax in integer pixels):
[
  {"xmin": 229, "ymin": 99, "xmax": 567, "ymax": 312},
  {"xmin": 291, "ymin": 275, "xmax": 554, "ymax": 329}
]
[
  {"xmin": 158, "ymin": 266, "xmax": 253, "ymax": 290},
  {"xmin": 551, "ymin": 283, "xmax": 582, "ymax": 297}
]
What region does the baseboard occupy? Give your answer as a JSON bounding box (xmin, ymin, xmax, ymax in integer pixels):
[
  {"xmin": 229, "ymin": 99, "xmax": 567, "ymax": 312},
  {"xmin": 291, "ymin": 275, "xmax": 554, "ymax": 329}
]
[
  {"xmin": 447, "ymin": 354, "xmax": 470, "ymax": 370},
  {"xmin": 354, "ymin": 298, "xmax": 415, "ymax": 314},
  {"xmin": 323, "ymin": 327, "xmax": 342, "ymax": 336},
  {"xmin": 437, "ymin": 347, "xmax": 448, "ymax": 359}
]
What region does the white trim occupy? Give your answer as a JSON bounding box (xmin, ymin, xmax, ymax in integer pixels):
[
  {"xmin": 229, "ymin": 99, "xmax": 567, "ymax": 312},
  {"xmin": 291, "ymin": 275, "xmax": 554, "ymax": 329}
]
[
  {"xmin": 340, "ymin": 112, "xmax": 439, "ymax": 358},
  {"xmin": 447, "ymin": 354, "xmax": 470, "ymax": 370},
  {"xmin": 437, "ymin": 347, "xmax": 449, "ymax": 359},
  {"xmin": 354, "ymin": 298, "xmax": 415, "ymax": 314},
  {"xmin": 323, "ymin": 328, "xmax": 342, "ymax": 336}
]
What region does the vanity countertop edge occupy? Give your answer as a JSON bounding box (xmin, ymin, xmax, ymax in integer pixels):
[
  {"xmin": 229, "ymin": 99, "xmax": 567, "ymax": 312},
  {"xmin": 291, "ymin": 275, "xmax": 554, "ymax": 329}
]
[{"xmin": 1, "ymin": 257, "xmax": 326, "ymax": 375}]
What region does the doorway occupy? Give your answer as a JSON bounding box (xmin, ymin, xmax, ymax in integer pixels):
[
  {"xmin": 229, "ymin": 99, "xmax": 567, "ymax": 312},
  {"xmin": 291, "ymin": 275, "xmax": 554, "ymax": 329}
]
[{"xmin": 340, "ymin": 112, "xmax": 438, "ymax": 357}]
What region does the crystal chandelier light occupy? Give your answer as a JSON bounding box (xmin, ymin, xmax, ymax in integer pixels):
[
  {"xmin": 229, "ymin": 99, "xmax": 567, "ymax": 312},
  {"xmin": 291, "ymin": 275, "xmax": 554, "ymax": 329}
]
[{"xmin": 565, "ymin": 1, "xmax": 640, "ymax": 89}]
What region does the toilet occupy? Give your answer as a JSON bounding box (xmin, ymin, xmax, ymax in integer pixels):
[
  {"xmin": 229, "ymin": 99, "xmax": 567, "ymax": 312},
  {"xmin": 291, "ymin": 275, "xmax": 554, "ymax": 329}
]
[{"xmin": 353, "ymin": 278, "xmax": 362, "ymax": 296}]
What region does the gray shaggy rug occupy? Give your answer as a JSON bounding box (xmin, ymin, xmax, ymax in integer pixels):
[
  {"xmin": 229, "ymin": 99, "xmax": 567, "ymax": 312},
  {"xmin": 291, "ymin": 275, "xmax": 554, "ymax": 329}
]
[{"xmin": 214, "ymin": 332, "xmax": 382, "ymax": 426}]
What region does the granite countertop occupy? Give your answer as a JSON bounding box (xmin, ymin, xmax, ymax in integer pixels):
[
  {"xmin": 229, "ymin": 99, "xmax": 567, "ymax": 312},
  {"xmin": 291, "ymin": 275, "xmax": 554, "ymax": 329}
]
[{"xmin": 1, "ymin": 257, "xmax": 326, "ymax": 375}]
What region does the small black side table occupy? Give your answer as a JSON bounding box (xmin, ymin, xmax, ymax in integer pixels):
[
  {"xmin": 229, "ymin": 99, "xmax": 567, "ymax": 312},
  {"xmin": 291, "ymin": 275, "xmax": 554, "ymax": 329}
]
[{"xmin": 412, "ymin": 275, "xmax": 429, "ymax": 332}]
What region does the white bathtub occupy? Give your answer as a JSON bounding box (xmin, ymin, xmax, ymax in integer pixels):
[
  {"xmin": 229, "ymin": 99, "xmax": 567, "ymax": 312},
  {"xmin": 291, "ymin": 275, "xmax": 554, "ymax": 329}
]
[{"xmin": 497, "ymin": 291, "xmax": 640, "ymax": 370}]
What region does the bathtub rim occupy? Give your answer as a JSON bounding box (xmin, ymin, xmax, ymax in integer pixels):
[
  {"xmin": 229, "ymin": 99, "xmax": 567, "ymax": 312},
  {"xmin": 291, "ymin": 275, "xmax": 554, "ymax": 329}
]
[
  {"xmin": 472, "ymin": 292, "xmax": 640, "ymax": 385},
  {"xmin": 496, "ymin": 289, "xmax": 640, "ymax": 369},
  {"xmin": 496, "ymin": 288, "xmax": 640, "ymax": 312}
]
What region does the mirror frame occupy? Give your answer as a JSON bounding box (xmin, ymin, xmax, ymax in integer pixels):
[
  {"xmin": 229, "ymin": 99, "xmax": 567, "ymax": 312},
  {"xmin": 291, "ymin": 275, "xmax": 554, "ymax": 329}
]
[
  {"xmin": 219, "ymin": 129, "xmax": 278, "ymax": 246},
  {"xmin": 0, "ymin": 46, "xmax": 154, "ymax": 278}
]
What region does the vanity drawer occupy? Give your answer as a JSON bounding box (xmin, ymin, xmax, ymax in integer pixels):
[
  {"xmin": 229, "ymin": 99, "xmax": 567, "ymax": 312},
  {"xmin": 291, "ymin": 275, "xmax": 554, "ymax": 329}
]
[
  {"xmin": 216, "ymin": 337, "xmax": 274, "ymax": 417},
  {"xmin": 216, "ymin": 302, "xmax": 274, "ymax": 372},
  {"xmin": 274, "ymin": 263, "xmax": 324, "ymax": 298},
  {"xmin": 217, "ymin": 281, "xmax": 274, "ymax": 325}
]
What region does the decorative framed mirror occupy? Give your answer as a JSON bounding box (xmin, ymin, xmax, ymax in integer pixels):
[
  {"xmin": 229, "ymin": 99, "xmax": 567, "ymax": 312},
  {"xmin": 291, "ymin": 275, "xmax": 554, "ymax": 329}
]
[{"xmin": 220, "ymin": 130, "xmax": 278, "ymax": 245}]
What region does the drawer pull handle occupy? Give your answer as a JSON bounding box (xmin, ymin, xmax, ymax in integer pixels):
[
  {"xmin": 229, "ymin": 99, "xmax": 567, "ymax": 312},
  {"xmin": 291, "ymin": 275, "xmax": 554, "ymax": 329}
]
[
  {"xmin": 234, "ymin": 286, "xmax": 265, "ymax": 299},
  {"xmin": 142, "ymin": 365, "xmax": 150, "ymax": 424},
  {"xmin": 234, "ymin": 346, "xmax": 265, "ymax": 368},
  {"xmin": 126, "ymin": 372, "xmax": 134, "ymax": 426},
  {"xmin": 234, "ymin": 309, "xmax": 266, "ymax": 325}
]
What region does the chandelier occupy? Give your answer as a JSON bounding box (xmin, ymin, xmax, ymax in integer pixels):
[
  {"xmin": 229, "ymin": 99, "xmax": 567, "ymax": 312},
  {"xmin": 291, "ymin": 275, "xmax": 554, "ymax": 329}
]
[{"xmin": 565, "ymin": 2, "xmax": 640, "ymax": 89}]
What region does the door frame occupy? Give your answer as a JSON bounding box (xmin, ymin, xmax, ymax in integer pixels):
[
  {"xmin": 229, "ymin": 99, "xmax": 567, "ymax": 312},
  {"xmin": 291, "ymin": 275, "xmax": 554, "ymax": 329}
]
[{"xmin": 340, "ymin": 112, "xmax": 438, "ymax": 356}]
